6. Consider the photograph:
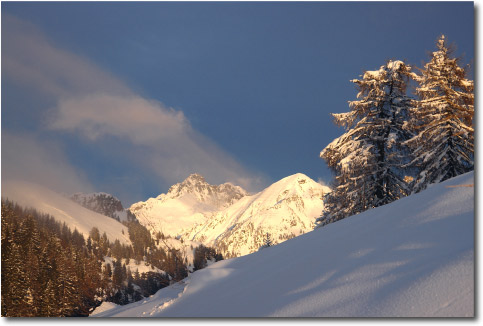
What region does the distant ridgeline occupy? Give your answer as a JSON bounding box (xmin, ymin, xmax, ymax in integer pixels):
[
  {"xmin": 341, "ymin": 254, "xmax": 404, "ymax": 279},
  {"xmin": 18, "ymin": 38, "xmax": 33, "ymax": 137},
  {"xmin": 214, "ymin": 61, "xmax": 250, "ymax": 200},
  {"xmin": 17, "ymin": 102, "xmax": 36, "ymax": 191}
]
[
  {"xmin": 70, "ymin": 192, "xmax": 137, "ymax": 223},
  {"xmin": 1, "ymin": 199, "xmax": 222, "ymax": 317}
]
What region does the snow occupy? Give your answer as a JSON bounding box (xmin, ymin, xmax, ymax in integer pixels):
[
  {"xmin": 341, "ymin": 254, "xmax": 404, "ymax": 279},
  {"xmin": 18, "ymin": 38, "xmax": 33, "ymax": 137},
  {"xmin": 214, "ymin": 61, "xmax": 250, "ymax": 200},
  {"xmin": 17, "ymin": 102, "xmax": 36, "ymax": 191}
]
[
  {"xmin": 102, "ymin": 256, "xmax": 165, "ymax": 276},
  {"xmin": 130, "ymin": 173, "xmax": 329, "ymax": 258},
  {"xmin": 91, "ymin": 281, "xmax": 188, "ymax": 317},
  {"xmin": 129, "ymin": 174, "xmax": 247, "ymax": 238},
  {"xmin": 93, "ymin": 172, "xmax": 474, "ymax": 317},
  {"xmin": 2, "ymin": 180, "xmax": 131, "ymax": 246},
  {"xmin": 89, "ymin": 302, "xmax": 120, "ymax": 316},
  {"xmin": 183, "ymin": 173, "xmax": 331, "ymax": 256}
]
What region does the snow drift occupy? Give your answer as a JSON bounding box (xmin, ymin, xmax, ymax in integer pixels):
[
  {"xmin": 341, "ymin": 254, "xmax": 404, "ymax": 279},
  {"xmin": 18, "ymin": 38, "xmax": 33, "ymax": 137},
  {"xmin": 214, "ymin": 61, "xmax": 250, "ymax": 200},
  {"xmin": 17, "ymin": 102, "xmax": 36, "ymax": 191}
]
[{"xmin": 93, "ymin": 172, "xmax": 474, "ymax": 317}]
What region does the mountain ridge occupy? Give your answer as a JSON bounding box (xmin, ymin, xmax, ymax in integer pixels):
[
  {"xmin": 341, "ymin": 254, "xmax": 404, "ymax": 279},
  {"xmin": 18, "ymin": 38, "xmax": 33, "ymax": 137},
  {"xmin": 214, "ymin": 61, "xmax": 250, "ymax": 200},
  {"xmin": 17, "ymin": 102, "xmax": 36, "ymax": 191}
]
[
  {"xmin": 183, "ymin": 173, "xmax": 330, "ymax": 257},
  {"xmin": 70, "ymin": 192, "xmax": 135, "ymax": 222},
  {"xmin": 129, "ymin": 173, "xmax": 330, "ymax": 258},
  {"xmin": 129, "ymin": 173, "xmax": 249, "ymax": 238}
]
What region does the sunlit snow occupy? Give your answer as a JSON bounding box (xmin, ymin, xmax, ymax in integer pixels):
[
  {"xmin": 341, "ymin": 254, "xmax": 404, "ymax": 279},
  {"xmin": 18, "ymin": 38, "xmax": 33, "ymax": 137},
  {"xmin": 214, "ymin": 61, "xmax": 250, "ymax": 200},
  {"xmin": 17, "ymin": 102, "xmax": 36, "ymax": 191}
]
[
  {"xmin": 92, "ymin": 172, "xmax": 474, "ymax": 317},
  {"xmin": 2, "ymin": 181, "xmax": 131, "ymax": 245}
]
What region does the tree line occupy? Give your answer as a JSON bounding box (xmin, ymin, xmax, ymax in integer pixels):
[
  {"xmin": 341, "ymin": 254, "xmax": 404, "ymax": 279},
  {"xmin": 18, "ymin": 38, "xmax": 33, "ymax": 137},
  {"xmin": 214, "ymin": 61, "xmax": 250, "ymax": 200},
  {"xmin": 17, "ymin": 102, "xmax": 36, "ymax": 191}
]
[
  {"xmin": 1, "ymin": 199, "xmax": 223, "ymax": 317},
  {"xmin": 318, "ymin": 35, "xmax": 474, "ymax": 226}
]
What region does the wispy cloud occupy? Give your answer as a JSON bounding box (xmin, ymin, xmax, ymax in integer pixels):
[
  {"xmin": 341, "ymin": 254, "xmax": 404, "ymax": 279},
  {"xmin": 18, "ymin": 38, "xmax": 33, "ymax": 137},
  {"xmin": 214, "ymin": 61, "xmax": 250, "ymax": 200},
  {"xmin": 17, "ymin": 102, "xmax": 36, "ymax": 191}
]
[
  {"xmin": 48, "ymin": 95, "xmax": 188, "ymax": 145},
  {"xmin": 2, "ymin": 15, "xmax": 129, "ymax": 99},
  {"xmin": 2, "ymin": 14, "xmax": 266, "ymax": 199},
  {"xmin": 48, "ymin": 93, "xmax": 262, "ymax": 190},
  {"xmin": 1, "ymin": 132, "xmax": 95, "ymax": 195}
]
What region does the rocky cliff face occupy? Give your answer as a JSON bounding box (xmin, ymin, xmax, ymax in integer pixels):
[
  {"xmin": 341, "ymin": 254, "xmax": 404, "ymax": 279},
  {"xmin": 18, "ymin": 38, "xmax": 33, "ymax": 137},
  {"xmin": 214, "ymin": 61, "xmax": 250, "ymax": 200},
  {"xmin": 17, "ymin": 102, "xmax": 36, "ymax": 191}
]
[{"xmin": 70, "ymin": 192, "xmax": 135, "ymax": 222}]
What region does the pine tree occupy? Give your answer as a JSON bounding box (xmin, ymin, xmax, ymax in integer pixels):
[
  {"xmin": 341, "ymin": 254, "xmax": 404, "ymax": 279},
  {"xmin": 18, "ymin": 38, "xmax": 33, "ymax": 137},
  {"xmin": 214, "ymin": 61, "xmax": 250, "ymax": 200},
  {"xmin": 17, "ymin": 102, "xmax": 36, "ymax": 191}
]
[
  {"xmin": 406, "ymin": 35, "xmax": 474, "ymax": 193},
  {"xmin": 112, "ymin": 259, "xmax": 124, "ymax": 289},
  {"xmin": 4, "ymin": 244, "xmax": 30, "ymax": 316},
  {"xmin": 58, "ymin": 249, "xmax": 80, "ymax": 316},
  {"xmin": 1, "ymin": 206, "xmax": 14, "ymax": 316},
  {"xmin": 263, "ymin": 233, "xmax": 272, "ymax": 247},
  {"xmin": 318, "ymin": 60, "xmax": 413, "ymax": 226},
  {"xmin": 43, "ymin": 279, "xmax": 59, "ymax": 316}
]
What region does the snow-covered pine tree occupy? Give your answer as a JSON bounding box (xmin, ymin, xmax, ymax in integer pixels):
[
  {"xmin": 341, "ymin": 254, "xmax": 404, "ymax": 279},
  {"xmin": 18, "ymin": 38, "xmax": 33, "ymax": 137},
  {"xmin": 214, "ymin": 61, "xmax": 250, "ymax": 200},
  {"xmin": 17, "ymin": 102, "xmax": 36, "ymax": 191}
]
[
  {"xmin": 317, "ymin": 60, "xmax": 413, "ymax": 226},
  {"xmin": 405, "ymin": 35, "xmax": 474, "ymax": 193}
]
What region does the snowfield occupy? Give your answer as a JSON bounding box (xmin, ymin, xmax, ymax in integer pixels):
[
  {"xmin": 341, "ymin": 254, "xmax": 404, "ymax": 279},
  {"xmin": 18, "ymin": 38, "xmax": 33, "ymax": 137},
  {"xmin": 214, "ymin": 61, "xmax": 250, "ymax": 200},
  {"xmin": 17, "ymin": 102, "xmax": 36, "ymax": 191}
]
[
  {"xmin": 2, "ymin": 181, "xmax": 131, "ymax": 246},
  {"xmin": 92, "ymin": 172, "xmax": 474, "ymax": 317}
]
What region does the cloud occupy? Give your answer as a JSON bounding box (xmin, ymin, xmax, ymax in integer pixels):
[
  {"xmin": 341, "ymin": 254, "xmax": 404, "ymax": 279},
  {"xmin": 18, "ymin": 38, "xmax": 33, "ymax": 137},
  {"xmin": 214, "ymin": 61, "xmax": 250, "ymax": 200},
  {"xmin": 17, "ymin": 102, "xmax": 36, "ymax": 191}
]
[
  {"xmin": 2, "ymin": 15, "xmax": 129, "ymax": 99},
  {"xmin": 47, "ymin": 93, "xmax": 263, "ymax": 190},
  {"xmin": 2, "ymin": 14, "xmax": 266, "ymax": 198},
  {"xmin": 1, "ymin": 132, "xmax": 95, "ymax": 195},
  {"xmin": 48, "ymin": 95, "xmax": 188, "ymax": 145}
]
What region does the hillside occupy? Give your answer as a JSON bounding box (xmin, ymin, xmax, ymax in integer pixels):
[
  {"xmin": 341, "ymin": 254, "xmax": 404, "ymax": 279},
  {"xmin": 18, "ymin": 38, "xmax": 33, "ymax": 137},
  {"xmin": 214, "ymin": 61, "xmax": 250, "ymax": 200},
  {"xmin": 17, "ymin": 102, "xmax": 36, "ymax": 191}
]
[
  {"xmin": 92, "ymin": 172, "xmax": 474, "ymax": 317},
  {"xmin": 2, "ymin": 181, "xmax": 131, "ymax": 245}
]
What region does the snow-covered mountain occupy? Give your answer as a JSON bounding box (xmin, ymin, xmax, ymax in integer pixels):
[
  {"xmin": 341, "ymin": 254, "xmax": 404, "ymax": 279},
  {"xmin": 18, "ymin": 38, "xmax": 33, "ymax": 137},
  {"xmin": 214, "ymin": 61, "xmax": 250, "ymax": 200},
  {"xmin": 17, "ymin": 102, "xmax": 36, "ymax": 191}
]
[
  {"xmin": 70, "ymin": 192, "xmax": 134, "ymax": 222},
  {"xmin": 129, "ymin": 174, "xmax": 248, "ymax": 238},
  {"xmin": 184, "ymin": 173, "xmax": 330, "ymax": 257},
  {"xmin": 92, "ymin": 172, "xmax": 474, "ymax": 317},
  {"xmin": 129, "ymin": 173, "xmax": 330, "ymax": 258},
  {"xmin": 2, "ymin": 181, "xmax": 131, "ymax": 245}
]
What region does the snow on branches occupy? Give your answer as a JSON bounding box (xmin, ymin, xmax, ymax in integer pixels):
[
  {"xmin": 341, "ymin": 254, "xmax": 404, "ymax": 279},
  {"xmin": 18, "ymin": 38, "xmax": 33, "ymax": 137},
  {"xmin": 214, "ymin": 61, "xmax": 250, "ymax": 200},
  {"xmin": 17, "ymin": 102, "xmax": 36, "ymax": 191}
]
[
  {"xmin": 318, "ymin": 60, "xmax": 413, "ymax": 226},
  {"xmin": 317, "ymin": 35, "xmax": 474, "ymax": 228},
  {"xmin": 405, "ymin": 35, "xmax": 474, "ymax": 193}
]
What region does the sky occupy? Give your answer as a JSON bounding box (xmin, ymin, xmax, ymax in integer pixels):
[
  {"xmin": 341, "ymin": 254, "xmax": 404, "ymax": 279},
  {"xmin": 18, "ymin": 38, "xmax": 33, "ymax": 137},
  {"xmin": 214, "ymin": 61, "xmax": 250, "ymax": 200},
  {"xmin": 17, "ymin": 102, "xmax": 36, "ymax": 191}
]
[{"xmin": 1, "ymin": 1, "xmax": 475, "ymax": 206}]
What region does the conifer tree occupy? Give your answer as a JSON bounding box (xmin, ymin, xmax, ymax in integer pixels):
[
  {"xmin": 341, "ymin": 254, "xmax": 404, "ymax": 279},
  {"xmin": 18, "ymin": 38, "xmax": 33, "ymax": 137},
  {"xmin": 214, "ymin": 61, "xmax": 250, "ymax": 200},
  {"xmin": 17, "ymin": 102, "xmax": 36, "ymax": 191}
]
[
  {"xmin": 406, "ymin": 35, "xmax": 474, "ymax": 193},
  {"xmin": 318, "ymin": 60, "xmax": 413, "ymax": 226},
  {"xmin": 44, "ymin": 279, "xmax": 59, "ymax": 316},
  {"xmin": 58, "ymin": 250, "xmax": 80, "ymax": 316},
  {"xmin": 263, "ymin": 233, "xmax": 272, "ymax": 247},
  {"xmin": 4, "ymin": 244, "xmax": 30, "ymax": 316}
]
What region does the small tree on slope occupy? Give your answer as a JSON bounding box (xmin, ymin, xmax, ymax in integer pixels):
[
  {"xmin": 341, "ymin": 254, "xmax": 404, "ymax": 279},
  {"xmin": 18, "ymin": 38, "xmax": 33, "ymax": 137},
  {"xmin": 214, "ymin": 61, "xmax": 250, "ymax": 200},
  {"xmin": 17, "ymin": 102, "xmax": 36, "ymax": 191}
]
[
  {"xmin": 317, "ymin": 60, "xmax": 413, "ymax": 226},
  {"xmin": 406, "ymin": 35, "xmax": 474, "ymax": 193},
  {"xmin": 263, "ymin": 233, "xmax": 272, "ymax": 247}
]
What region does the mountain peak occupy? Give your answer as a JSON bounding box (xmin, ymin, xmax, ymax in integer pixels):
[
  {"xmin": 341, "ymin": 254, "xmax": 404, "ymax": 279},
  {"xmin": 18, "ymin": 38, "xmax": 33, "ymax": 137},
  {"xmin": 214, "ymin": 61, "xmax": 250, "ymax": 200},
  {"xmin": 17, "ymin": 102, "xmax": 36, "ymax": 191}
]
[
  {"xmin": 184, "ymin": 173, "xmax": 207, "ymax": 184},
  {"xmin": 183, "ymin": 173, "xmax": 331, "ymax": 257},
  {"xmin": 129, "ymin": 174, "xmax": 249, "ymax": 237},
  {"xmin": 165, "ymin": 174, "xmax": 248, "ymax": 202}
]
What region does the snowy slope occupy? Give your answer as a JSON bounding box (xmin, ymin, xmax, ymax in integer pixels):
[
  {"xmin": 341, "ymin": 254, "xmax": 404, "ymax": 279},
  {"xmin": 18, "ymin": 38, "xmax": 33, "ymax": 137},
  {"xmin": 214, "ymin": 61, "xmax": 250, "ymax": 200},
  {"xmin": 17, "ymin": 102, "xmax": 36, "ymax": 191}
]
[
  {"xmin": 103, "ymin": 256, "xmax": 165, "ymax": 276},
  {"xmin": 93, "ymin": 172, "xmax": 474, "ymax": 317},
  {"xmin": 129, "ymin": 174, "xmax": 247, "ymax": 238},
  {"xmin": 2, "ymin": 181, "xmax": 131, "ymax": 245},
  {"xmin": 184, "ymin": 173, "xmax": 330, "ymax": 257}
]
